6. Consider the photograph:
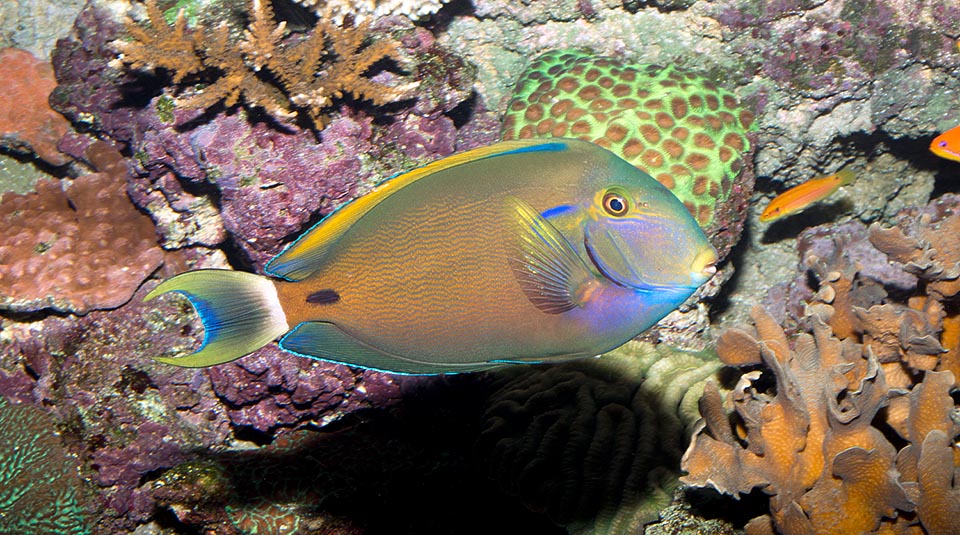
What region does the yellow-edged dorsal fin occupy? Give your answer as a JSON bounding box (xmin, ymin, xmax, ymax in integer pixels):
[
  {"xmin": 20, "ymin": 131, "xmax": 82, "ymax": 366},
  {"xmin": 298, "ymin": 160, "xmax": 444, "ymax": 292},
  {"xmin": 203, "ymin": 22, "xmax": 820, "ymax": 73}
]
[{"xmin": 265, "ymin": 139, "xmax": 571, "ymax": 281}]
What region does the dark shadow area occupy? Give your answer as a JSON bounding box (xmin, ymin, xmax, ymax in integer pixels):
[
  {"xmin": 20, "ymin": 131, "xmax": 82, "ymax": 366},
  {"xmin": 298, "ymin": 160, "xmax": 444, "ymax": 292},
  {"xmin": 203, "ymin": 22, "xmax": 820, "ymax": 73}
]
[
  {"xmin": 683, "ymin": 487, "xmax": 770, "ymax": 527},
  {"xmin": 150, "ymin": 372, "xmax": 568, "ymax": 534}
]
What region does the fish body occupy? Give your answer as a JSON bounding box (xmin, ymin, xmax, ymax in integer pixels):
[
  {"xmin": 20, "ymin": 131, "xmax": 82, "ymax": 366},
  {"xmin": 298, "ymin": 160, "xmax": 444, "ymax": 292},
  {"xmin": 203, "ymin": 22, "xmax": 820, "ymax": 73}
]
[
  {"xmin": 759, "ymin": 168, "xmax": 855, "ymax": 223},
  {"xmin": 930, "ymin": 125, "xmax": 960, "ymax": 163},
  {"xmin": 147, "ymin": 139, "xmax": 717, "ymax": 374}
]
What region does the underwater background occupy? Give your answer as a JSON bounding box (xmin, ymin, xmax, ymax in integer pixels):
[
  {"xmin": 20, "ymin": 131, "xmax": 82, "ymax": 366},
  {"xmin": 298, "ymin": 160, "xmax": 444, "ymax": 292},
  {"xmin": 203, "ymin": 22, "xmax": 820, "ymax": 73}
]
[{"xmin": 1, "ymin": 0, "xmax": 959, "ymax": 533}]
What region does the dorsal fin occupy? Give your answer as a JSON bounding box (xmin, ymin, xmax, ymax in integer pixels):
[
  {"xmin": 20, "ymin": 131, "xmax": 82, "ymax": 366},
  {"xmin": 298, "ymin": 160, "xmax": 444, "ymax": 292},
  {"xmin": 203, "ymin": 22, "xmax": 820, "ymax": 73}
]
[{"xmin": 265, "ymin": 139, "xmax": 570, "ymax": 281}]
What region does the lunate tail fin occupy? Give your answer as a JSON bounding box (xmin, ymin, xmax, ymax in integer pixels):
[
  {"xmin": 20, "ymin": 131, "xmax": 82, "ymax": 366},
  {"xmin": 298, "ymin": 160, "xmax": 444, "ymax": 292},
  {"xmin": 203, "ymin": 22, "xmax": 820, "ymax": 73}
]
[{"xmin": 145, "ymin": 269, "xmax": 289, "ymax": 367}]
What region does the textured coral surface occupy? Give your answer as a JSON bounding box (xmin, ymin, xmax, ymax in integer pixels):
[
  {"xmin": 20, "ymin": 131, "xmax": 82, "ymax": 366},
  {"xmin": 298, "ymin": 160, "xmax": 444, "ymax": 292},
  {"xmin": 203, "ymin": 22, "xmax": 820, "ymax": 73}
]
[
  {"xmin": 683, "ymin": 196, "xmax": 960, "ymax": 535},
  {"xmin": 478, "ymin": 341, "xmax": 722, "ymax": 535},
  {"xmin": 3, "ymin": 0, "xmax": 960, "ymax": 533},
  {"xmin": 0, "ymin": 142, "xmax": 162, "ymax": 313},
  {"xmin": 0, "ymin": 46, "xmax": 71, "ymax": 165},
  {"xmin": 502, "ymin": 49, "xmax": 756, "ymax": 240},
  {"xmin": 0, "ymin": 398, "xmax": 90, "ymax": 535}
]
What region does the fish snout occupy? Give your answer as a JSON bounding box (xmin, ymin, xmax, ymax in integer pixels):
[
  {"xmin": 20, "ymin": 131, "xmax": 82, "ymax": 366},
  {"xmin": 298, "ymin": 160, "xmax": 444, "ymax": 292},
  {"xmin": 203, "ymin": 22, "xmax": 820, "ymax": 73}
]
[{"xmin": 690, "ymin": 247, "xmax": 718, "ymax": 285}]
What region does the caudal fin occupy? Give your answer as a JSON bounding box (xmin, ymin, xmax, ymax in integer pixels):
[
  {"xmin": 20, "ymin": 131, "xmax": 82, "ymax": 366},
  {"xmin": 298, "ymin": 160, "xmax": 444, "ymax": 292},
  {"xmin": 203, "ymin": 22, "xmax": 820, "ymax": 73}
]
[{"xmin": 144, "ymin": 269, "xmax": 289, "ymax": 367}]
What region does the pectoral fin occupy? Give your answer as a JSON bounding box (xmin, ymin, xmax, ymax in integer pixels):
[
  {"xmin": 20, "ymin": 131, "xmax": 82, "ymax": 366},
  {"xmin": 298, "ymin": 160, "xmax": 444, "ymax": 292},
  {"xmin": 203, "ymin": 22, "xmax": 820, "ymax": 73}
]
[
  {"xmin": 280, "ymin": 322, "xmax": 504, "ymax": 375},
  {"xmin": 506, "ymin": 197, "xmax": 596, "ymax": 314}
]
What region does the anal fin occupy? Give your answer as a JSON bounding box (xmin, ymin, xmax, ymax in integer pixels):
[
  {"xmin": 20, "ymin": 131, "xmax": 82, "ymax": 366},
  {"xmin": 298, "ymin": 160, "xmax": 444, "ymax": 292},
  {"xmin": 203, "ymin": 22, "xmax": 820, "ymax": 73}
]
[{"xmin": 280, "ymin": 322, "xmax": 504, "ymax": 375}]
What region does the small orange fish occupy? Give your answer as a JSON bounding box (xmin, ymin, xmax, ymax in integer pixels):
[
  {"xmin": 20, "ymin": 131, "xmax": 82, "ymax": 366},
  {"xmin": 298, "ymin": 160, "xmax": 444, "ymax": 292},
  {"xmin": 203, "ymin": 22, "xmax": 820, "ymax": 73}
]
[
  {"xmin": 930, "ymin": 124, "xmax": 960, "ymax": 163},
  {"xmin": 760, "ymin": 168, "xmax": 855, "ymax": 223}
]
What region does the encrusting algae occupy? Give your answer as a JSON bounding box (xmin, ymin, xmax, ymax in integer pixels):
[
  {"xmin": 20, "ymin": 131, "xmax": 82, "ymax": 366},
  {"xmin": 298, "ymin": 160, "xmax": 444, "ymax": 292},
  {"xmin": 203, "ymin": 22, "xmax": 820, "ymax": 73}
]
[{"xmin": 112, "ymin": 0, "xmax": 417, "ymax": 130}]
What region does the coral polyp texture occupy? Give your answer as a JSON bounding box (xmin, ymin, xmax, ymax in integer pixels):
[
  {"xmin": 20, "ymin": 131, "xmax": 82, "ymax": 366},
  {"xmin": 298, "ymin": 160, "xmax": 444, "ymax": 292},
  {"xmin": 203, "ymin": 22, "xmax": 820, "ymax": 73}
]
[
  {"xmin": 293, "ymin": 0, "xmax": 452, "ymax": 24},
  {"xmin": 501, "ymin": 49, "xmax": 757, "ymax": 259},
  {"xmin": 477, "ymin": 341, "xmax": 722, "ymax": 535},
  {"xmin": 0, "ymin": 142, "xmax": 163, "ymax": 314},
  {"xmin": 0, "ymin": 398, "xmax": 90, "ymax": 535},
  {"xmin": 0, "ymin": 47, "xmax": 71, "ymax": 166},
  {"xmin": 682, "ymin": 195, "xmax": 960, "ymax": 535},
  {"xmin": 113, "ymin": 0, "xmax": 414, "ymax": 130}
]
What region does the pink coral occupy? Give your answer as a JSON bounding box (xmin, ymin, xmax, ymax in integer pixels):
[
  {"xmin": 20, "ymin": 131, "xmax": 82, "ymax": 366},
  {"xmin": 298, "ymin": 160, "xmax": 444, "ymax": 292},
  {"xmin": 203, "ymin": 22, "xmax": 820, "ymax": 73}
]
[
  {"xmin": 0, "ymin": 47, "xmax": 71, "ymax": 165},
  {"xmin": 0, "ymin": 142, "xmax": 162, "ymax": 313}
]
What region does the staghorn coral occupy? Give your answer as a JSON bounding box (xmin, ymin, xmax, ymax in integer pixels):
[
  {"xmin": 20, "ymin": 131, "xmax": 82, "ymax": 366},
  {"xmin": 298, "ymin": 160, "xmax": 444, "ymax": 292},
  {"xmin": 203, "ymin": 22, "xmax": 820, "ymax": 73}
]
[
  {"xmin": 0, "ymin": 398, "xmax": 90, "ymax": 535},
  {"xmin": 500, "ymin": 49, "xmax": 757, "ymax": 260},
  {"xmin": 0, "ymin": 141, "xmax": 163, "ymax": 314},
  {"xmin": 293, "ymin": 0, "xmax": 452, "ymax": 24},
  {"xmin": 0, "ymin": 47, "xmax": 71, "ymax": 166},
  {"xmin": 477, "ymin": 341, "xmax": 722, "ymax": 535},
  {"xmin": 113, "ymin": 0, "xmax": 415, "ymax": 130},
  {"xmin": 683, "ymin": 197, "xmax": 960, "ymax": 535}
]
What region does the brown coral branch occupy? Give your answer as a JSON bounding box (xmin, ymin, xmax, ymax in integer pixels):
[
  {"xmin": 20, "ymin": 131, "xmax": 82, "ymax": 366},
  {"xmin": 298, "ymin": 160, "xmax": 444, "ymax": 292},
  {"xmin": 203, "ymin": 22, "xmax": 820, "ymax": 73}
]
[{"xmin": 113, "ymin": 0, "xmax": 412, "ymax": 130}]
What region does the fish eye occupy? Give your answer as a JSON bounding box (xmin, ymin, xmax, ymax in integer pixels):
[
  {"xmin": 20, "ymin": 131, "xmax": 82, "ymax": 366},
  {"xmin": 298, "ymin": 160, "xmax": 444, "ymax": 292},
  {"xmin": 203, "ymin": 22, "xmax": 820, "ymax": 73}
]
[
  {"xmin": 602, "ymin": 191, "xmax": 629, "ymax": 216},
  {"xmin": 940, "ymin": 141, "xmax": 948, "ymax": 148}
]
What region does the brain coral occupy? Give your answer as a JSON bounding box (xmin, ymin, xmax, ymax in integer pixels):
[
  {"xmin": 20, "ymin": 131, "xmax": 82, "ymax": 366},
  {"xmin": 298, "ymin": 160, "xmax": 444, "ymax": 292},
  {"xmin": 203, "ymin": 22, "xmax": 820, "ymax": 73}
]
[
  {"xmin": 0, "ymin": 398, "xmax": 89, "ymax": 535},
  {"xmin": 501, "ymin": 49, "xmax": 756, "ymax": 258},
  {"xmin": 0, "ymin": 141, "xmax": 163, "ymax": 313},
  {"xmin": 477, "ymin": 341, "xmax": 722, "ymax": 535}
]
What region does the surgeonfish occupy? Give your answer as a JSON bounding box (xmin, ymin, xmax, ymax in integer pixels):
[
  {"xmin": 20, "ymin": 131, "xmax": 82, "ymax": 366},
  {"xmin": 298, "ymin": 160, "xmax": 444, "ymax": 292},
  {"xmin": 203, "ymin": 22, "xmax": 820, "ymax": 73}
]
[
  {"xmin": 759, "ymin": 168, "xmax": 856, "ymax": 223},
  {"xmin": 146, "ymin": 139, "xmax": 718, "ymax": 375},
  {"xmin": 930, "ymin": 124, "xmax": 960, "ymax": 163}
]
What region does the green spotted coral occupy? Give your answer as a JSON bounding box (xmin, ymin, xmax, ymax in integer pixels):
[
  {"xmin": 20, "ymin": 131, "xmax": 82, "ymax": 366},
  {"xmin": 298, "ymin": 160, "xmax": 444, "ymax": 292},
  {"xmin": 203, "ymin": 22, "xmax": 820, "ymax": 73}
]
[{"xmin": 501, "ymin": 49, "xmax": 756, "ymax": 254}]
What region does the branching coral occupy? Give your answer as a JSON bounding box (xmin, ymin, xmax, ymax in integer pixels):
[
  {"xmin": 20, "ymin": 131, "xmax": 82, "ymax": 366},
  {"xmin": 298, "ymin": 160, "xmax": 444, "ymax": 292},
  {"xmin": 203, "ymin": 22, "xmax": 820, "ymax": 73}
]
[
  {"xmin": 293, "ymin": 0, "xmax": 452, "ymax": 24},
  {"xmin": 113, "ymin": 0, "xmax": 415, "ymax": 130},
  {"xmin": 682, "ymin": 197, "xmax": 960, "ymax": 535},
  {"xmin": 0, "ymin": 141, "xmax": 162, "ymax": 313},
  {"xmin": 477, "ymin": 341, "xmax": 722, "ymax": 535}
]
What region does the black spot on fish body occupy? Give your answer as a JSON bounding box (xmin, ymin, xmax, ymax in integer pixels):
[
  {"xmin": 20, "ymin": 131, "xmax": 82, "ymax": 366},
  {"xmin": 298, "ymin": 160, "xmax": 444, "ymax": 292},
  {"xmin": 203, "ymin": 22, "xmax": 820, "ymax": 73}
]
[{"xmin": 306, "ymin": 289, "xmax": 340, "ymax": 304}]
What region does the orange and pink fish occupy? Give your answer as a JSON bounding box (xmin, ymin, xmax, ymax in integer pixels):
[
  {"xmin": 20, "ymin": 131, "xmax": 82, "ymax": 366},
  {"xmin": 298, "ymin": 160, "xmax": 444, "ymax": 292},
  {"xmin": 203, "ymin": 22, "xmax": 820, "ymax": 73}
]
[
  {"xmin": 146, "ymin": 139, "xmax": 717, "ymax": 374},
  {"xmin": 760, "ymin": 168, "xmax": 856, "ymax": 223},
  {"xmin": 930, "ymin": 124, "xmax": 960, "ymax": 163}
]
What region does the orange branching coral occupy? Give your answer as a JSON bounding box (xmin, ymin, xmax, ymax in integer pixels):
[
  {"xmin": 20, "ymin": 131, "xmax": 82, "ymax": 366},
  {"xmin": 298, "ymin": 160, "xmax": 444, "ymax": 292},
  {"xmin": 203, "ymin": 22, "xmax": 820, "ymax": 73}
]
[
  {"xmin": 0, "ymin": 142, "xmax": 162, "ymax": 314},
  {"xmin": 0, "ymin": 47, "xmax": 71, "ymax": 166},
  {"xmin": 113, "ymin": 0, "xmax": 415, "ymax": 130},
  {"xmin": 682, "ymin": 305, "xmax": 909, "ymax": 535},
  {"xmin": 683, "ymin": 206, "xmax": 960, "ymax": 535},
  {"xmin": 870, "ymin": 210, "xmax": 960, "ymax": 381}
]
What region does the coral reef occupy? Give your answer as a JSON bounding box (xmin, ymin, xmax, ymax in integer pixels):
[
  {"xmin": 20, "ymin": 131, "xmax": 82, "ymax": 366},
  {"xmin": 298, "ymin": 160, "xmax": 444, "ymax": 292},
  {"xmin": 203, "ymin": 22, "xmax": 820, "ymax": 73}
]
[
  {"xmin": 501, "ymin": 49, "xmax": 757, "ymax": 259},
  {"xmin": 113, "ymin": 0, "xmax": 415, "ymax": 130},
  {"xmin": 477, "ymin": 341, "xmax": 722, "ymax": 535},
  {"xmin": 682, "ymin": 194, "xmax": 960, "ymax": 535},
  {"xmin": 0, "ymin": 398, "xmax": 90, "ymax": 535},
  {"xmin": 0, "ymin": 46, "xmax": 71, "ymax": 165},
  {"xmin": 52, "ymin": 0, "xmax": 480, "ymax": 267},
  {"xmin": 0, "ymin": 141, "xmax": 163, "ymax": 314},
  {"xmin": 292, "ymin": 0, "xmax": 452, "ymax": 24}
]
